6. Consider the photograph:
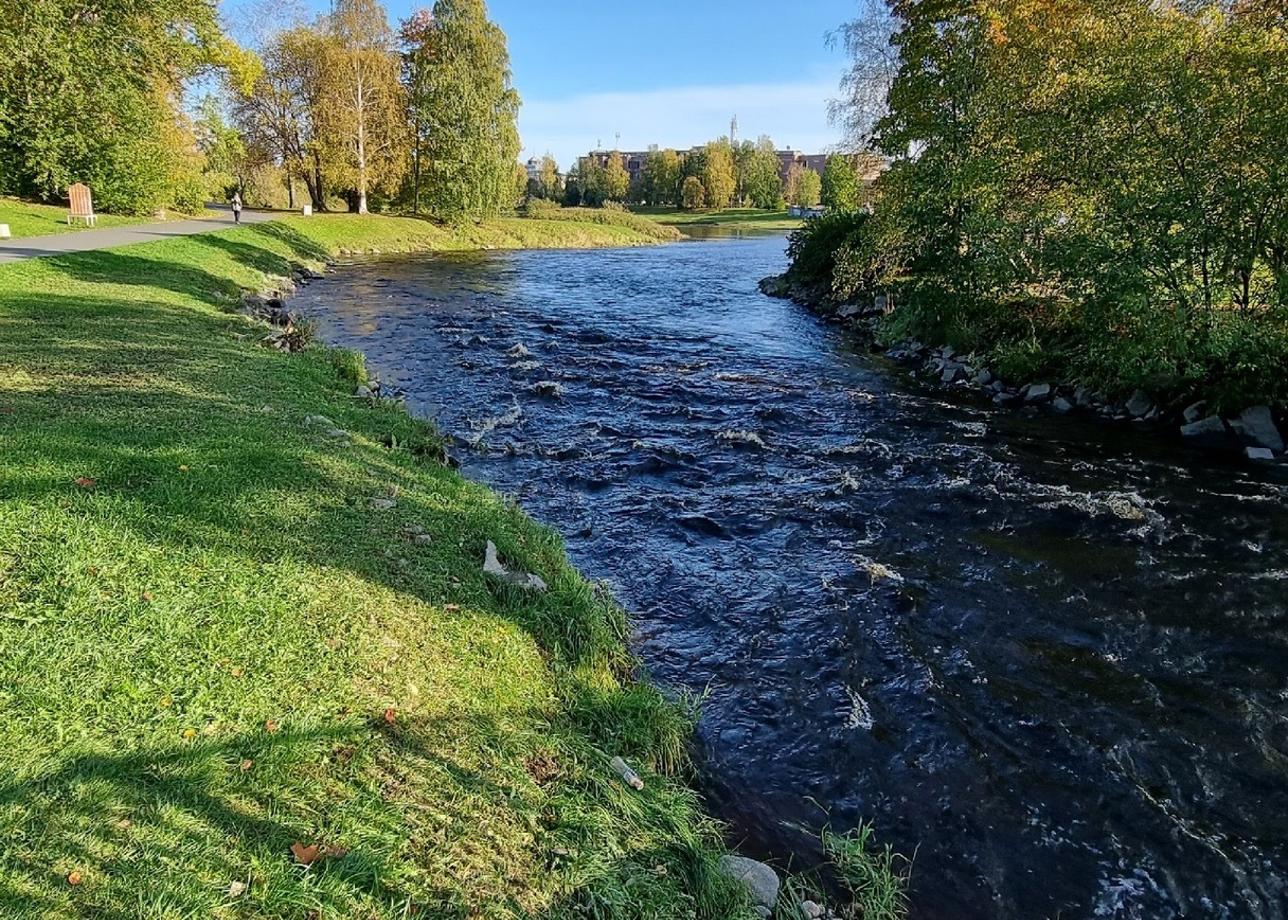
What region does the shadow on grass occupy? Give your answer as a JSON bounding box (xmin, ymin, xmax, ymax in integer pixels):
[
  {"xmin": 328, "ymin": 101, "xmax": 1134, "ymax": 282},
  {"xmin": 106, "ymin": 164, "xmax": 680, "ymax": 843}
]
[{"xmin": 0, "ymin": 277, "xmax": 742, "ymax": 916}]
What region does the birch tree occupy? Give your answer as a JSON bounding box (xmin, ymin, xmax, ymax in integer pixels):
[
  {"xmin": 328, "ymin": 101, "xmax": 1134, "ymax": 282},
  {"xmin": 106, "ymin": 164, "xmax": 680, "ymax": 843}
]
[{"xmin": 326, "ymin": 0, "xmax": 407, "ymax": 214}]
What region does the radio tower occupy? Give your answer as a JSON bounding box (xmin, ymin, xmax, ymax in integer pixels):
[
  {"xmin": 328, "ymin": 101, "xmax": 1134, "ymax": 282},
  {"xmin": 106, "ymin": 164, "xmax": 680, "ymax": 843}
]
[{"xmin": 731, "ymin": 114, "xmax": 738, "ymax": 146}]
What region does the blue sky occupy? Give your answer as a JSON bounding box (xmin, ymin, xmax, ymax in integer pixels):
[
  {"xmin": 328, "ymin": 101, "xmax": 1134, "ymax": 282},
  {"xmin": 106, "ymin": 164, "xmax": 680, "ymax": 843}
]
[{"xmin": 227, "ymin": 0, "xmax": 855, "ymax": 167}]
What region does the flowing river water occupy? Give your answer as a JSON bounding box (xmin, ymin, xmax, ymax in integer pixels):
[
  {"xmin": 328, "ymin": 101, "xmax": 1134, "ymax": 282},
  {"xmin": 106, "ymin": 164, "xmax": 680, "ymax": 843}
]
[{"xmin": 294, "ymin": 233, "xmax": 1288, "ymax": 920}]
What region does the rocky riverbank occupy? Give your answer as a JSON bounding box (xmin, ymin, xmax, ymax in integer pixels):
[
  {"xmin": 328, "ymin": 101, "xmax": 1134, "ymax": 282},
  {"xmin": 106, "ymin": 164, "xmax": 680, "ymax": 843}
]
[{"xmin": 760, "ymin": 274, "xmax": 1288, "ymax": 466}]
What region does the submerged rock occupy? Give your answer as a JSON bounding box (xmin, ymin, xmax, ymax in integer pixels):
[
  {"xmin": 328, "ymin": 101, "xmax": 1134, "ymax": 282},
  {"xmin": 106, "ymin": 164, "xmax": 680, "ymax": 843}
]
[
  {"xmin": 1246, "ymin": 447, "xmax": 1276, "ymax": 461},
  {"xmin": 718, "ymin": 855, "xmax": 779, "ymax": 911}
]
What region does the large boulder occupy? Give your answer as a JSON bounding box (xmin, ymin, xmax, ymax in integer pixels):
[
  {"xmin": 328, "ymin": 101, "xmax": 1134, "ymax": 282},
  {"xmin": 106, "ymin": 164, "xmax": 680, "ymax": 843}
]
[
  {"xmin": 1126, "ymin": 389, "xmax": 1154, "ymax": 418},
  {"xmin": 718, "ymin": 856, "xmax": 780, "ymax": 911},
  {"xmin": 1232, "ymin": 406, "xmax": 1284, "ymax": 453},
  {"xmin": 1023, "ymin": 383, "xmax": 1052, "ymax": 403},
  {"xmin": 1180, "ymin": 415, "xmax": 1235, "ymax": 450}
]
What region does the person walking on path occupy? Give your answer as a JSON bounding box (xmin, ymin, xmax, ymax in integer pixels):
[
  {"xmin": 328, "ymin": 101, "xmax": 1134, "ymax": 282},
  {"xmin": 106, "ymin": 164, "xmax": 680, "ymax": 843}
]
[{"xmin": 231, "ymin": 191, "xmax": 243, "ymax": 225}]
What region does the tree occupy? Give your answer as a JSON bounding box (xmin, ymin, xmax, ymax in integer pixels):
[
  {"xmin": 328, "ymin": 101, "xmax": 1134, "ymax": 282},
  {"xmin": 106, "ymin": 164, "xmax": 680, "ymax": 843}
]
[
  {"xmin": 418, "ymin": 0, "xmax": 521, "ymax": 219},
  {"xmin": 326, "ymin": 0, "xmax": 407, "ymax": 214},
  {"xmin": 602, "ymin": 153, "xmax": 629, "ymax": 203},
  {"xmin": 681, "ymin": 176, "xmax": 706, "ymax": 210},
  {"xmin": 642, "ymin": 148, "xmax": 682, "ymax": 206},
  {"xmin": 234, "ymin": 26, "xmax": 333, "ymax": 210},
  {"xmin": 788, "ymin": 165, "xmax": 821, "ymax": 207},
  {"xmin": 822, "ymin": 155, "xmax": 862, "ymax": 211},
  {"xmin": 194, "ymin": 96, "xmax": 247, "ymax": 200},
  {"xmin": 702, "ymin": 139, "xmax": 736, "ymax": 209},
  {"xmin": 538, "ymin": 154, "xmax": 561, "ymax": 200},
  {"xmin": 400, "ymin": 8, "xmax": 436, "ymax": 214},
  {"xmin": 742, "ymin": 137, "xmax": 784, "ymax": 209},
  {"xmin": 0, "ymin": 0, "xmax": 254, "ymax": 212}
]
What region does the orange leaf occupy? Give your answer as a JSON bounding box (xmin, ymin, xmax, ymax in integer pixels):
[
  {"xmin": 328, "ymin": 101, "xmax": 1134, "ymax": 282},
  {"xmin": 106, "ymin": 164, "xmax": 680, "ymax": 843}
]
[
  {"xmin": 383, "ymin": 708, "xmax": 397, "ymax": 725},
  {"xmin": 264, "ymin": 720, "xmax": 280, "ymax": 733},
  {"xmin": 141, "ymin": 591, "xmax": 153, "ymax": 603},
  {"xmin": 290, "ymin": 842, "xmax": 321, "ymax": 866},
  {"xmin": 74, "ymin": 477, "xmax": 96, "ymax": 489},
  {"xmin": 239, "ymin": 758, "xmax": 254, "ymax": 773},
  {"xmin": 67, "ymin": 870, "xmax": 83, "ymax": 886}
]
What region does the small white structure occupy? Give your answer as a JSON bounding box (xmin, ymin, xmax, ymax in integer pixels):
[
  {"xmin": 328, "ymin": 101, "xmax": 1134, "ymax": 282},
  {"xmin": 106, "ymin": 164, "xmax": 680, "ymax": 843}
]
[
  {"xmin": 301, "ymin": 204, "xmax": 313, "ymax": 217},
  {"xmin": 0, "ymin": 224, "xmax": 10, "ymax": 239}
]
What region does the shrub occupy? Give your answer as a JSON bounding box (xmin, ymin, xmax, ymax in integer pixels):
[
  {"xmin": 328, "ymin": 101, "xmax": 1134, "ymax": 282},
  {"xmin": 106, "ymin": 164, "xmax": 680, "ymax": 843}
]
[
  {"xmin": 785, "ymin": 211, "xmax": 872, "ymax": 292},
  {"xmin": 681, "ymin": 176, "xmax": 705, "ymax": 210}
]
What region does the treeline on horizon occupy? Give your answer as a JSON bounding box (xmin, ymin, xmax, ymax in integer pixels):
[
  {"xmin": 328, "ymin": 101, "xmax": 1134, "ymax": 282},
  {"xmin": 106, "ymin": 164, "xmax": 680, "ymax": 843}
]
[
  {"xmin": 529, "ymin": 144, "xmax": 881, "ymax": 213},
  {"xmin": 0, "ymin": 0, "xmax": 522, "ymax": 220},
  {"xmin": 797, "ymin": 0, "xmax": 1288, "ymax": 410}
]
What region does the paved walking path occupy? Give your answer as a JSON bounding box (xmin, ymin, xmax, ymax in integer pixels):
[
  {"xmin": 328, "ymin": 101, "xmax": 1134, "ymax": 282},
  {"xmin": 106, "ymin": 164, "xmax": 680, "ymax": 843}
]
[{"xmin": 0, "ymin": 209, "xmax": 276, "ymax": 265}]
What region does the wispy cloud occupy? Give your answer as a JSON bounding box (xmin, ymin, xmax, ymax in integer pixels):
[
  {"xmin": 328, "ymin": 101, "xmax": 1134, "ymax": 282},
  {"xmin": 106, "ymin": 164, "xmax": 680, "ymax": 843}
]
[{"xmin": 519, "ymin": 75, "xmax": 844, "ymax": 167}]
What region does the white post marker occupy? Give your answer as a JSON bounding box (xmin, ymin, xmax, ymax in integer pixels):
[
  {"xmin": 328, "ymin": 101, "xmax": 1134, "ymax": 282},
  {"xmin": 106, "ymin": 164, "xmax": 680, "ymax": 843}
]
[
  {"xmin": 0, "ymin": 224, "xmax": 10, "ymax": 239},
  {"xmin": 301, "ymin": 205, "xmax": 313, "ymax": 217}
]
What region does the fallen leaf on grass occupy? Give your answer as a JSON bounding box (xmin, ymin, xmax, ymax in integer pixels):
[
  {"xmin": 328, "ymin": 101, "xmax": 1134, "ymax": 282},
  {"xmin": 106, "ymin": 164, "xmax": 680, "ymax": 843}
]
[
  {"xmin": 239, "ymin": 759, "xmax": 254, "ymax": 773},
  {"xmin": 290, "ymin": 842, "xmax": 321, "ymax": 866},
  {"xmin": 383, "ymin": 708, "xmax": 397, "ymax": 725},
  {"xmin": 264, "ymin": 720, "xmax": 280, "ymax": 733},
  {"xmin": 141, "ymin": 591, "xmax": 153, "ymax": 603},
  {"xmin": 228, "ymin": 880, "xmax": 246, "ymax": 897},
  {"xmin": 179, "ymin": 465, "xmax": 189, "ymax": 473},
  {"xmin": 66, "ymin": 871, "xmax": 83, "ymax": 886},
  {"xmin": 182, "ymin": 728, "xmax": 197, "ymax": 740},
  {"xmin": 74, "ymin": 477, "xmax": 96, "ymax": 490}
]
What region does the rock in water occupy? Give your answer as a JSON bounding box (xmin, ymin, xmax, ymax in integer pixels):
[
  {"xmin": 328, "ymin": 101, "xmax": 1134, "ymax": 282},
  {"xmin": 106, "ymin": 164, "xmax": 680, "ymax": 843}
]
[
  {"xmin": 1183, "ymin": 401, "xmax": 1207, "ymax": 424},
  {"xmin": 1126, "ymin": 390, "xmax": 1154, "ymax": 418},
  {"xmin": 1180, "ymin": 416, "xmax": 1233, "ymax": 450},
  {"xmin": 1051, "ymin": 397, "xmax": 1074, "ymax": 414},
  {"xmin": 718, "ymin": 856, "xmax": 780, "ymax": 910},
  {"xmin": 1234, "ymin": 406, "xmax": 1284, "ymax": 452},
  {"xmin": 1247, "ymin": 447, "xmax": 1276, "ymax": 461},
  {"xmin": 1023, "ymin": 383, "xmax": 1052, "ymax": 403}
]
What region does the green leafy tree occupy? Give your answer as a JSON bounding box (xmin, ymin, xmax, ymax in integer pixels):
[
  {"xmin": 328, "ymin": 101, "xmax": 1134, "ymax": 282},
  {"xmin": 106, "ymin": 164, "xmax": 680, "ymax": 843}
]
[
  {"xmin": 702, "ymin": 139, "xmax": 736, "ymax": 209},
  {"xmin": 602, "ymin": 152, "xmax": 630, "ymax": 203},
  {"xmin": 742, "ymin": 136, "xmax": 784, "ymax": 209},
  {"xmin": 539, "ymin": 154, "xmax": 561, "ymax": 200},
  {"xmin": 642, "ymin": 147, "xmax": 682, "ymax": 206},
  {"xmin": 681, "ymin": 175, "xmax": 705, "ymax": 210},
  {"xmin": 418, "ymin": 0, "xmax": 521, "ymax": 219},
  {"xmin": 786, "ymin": 164, "xmax": 822, "ymax": 207},
  {"xmin": 0, "ymin": 0, "xmax": 254, "ymax": 211},
  {"xmin": 822, "ymin": 154, "xmax": 862, "ymax": 211},
  {"xmin": 400, "ymin": 8, "xmax": 436, "ymax": 214}
]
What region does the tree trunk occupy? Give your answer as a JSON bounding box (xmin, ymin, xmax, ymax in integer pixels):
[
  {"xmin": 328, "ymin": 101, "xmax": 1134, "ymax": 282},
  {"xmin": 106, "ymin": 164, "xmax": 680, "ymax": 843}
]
[
  {"xmin": 286, "ymin": 170, "xmax": 296, "ymax": 210},
  {"xmin": 356, "ymin": 80, "xmax": 369, "ymax": 214}
]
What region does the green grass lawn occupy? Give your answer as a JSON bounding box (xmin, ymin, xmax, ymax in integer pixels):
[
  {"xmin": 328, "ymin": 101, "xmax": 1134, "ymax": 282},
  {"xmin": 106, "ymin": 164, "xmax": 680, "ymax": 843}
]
[
  {"xmin": 632, "ymin": 208, "xmax": 803, "ymax": 233},
  {"xmin": 0, "ymin": 214, "xmax": 753, "ymax": 919},
  {"xmin": 0, "ymin": 197, "xmax": 167, "ymax": 239}
]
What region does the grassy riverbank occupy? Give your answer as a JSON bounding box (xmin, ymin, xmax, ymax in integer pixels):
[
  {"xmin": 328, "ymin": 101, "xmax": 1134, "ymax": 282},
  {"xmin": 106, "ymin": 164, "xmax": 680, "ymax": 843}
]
[
  {"xmin": 0, "ymin": 213, "xmax": 754, "ymax": 918},
  {"xmin": 633, "ymin": 207, "xmax": 802, "ymax": 233}
]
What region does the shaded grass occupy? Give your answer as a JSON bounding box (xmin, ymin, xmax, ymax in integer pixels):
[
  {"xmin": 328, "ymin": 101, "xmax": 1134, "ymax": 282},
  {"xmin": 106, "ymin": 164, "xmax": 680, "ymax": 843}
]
[
  {"xmin": 0, "ymin": 217, "xmax": 753, "ymax": 918},
  {"xmin": 632, "ymin": 208, "xmax": 803, "ymax": 232}
]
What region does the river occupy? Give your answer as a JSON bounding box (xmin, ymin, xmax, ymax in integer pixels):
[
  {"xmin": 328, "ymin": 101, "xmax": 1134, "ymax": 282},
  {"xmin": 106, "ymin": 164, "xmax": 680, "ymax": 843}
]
[{"xmin": 293, "ymin": 233, "xmax": 1288, "ymax": 920}]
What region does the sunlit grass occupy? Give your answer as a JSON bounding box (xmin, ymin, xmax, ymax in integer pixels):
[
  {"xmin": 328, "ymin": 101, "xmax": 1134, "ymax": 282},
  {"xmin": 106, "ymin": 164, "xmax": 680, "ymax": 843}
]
[{"xmin": 0, "ymin": 215, "xmax": 753, "ymax": 918}]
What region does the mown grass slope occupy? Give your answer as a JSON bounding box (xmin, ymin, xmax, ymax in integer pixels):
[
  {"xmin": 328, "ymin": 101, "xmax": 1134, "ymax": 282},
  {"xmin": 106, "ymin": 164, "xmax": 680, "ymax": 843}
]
[{"xmin": 0, "ymin": 214, "xmax": 752, "ymax": 919}]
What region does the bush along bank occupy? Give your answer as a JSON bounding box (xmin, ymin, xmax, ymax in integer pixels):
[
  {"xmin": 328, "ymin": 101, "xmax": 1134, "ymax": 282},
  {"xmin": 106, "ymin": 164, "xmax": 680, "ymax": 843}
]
[
  {"xmin": 762, "ymin": 271, "xmax": 1288, "ymax": 466},
  {"xmin": 762, "ymin": 213, "xmax": 1288, "ymax": 467}
]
